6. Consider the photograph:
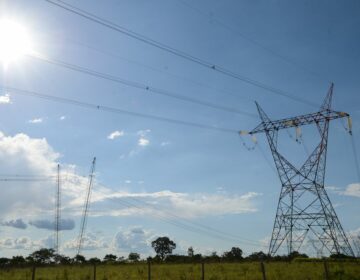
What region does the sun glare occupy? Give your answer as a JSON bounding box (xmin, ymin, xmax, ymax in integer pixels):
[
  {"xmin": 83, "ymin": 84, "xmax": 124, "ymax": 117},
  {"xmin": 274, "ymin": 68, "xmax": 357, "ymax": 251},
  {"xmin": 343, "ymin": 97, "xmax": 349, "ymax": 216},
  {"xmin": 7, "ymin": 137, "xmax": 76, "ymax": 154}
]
[{"xmin": 0, "ymin": 19, "xmax": 33, "ymax": 65}]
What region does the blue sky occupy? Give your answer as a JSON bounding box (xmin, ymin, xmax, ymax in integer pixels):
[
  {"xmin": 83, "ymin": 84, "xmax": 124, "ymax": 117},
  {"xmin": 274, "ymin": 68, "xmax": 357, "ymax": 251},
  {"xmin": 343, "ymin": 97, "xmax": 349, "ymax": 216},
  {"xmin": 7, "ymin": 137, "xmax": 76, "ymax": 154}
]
[{"xmin": 0, "ymin": 0, "xmax": 359, "ymax": 258}]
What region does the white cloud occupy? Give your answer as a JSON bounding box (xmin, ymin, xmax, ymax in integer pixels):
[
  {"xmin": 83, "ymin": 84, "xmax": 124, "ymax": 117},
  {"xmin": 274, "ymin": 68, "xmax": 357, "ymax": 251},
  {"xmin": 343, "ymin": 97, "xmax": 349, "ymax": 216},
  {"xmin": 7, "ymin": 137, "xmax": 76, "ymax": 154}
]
[
  {"xmin": 107, "ymin": 130, "xmax": 124, "ymax": 140},
  {"xmin": 0, "ymin": 132, "xmax": 59, "ymax": 218},
  {"xmin": 160, "ymin": 141, "xmax": 170, "ymax": 147},
  {"xmin": 137, "ymin": 129, "xmax": 150, "ymax": 147},
  {"xmin": 0, "ymin": 236, "xmax": 33, "ymax": 250},
  {"xmin": 28, "ymin": 118, "xmax": 43, "ymax": 124},
  {"xmin": 343, "ymin": 183, "xmax": 360, "ymax": 198},
  {"xmin": 138, "ymin": 137, "xmax": 150, "ymax": 146},
  {"xmin": 125, "ymin": 180, "xmax": 131, "ymax": 184},
  {"xmin": 113, "ymin": 226, "xmax": 156, "ymax": 254},
  {"xmin": 0, "ymin": 93, "xmax": 11, "ymax": 104},
  {"xmin": 0, "ymin": 235, "xmax": 55, "ymax": 250},
  {"xmin": 59, "ymin": 115, "xmax": 66, "ymax": 121},
  {"xmin": 88, "ymin": 190, "xmax": 261, "ymax": 219},
  {"xmin": 63, "ymin": 232, "xmax": 108, "ymax": 251}
]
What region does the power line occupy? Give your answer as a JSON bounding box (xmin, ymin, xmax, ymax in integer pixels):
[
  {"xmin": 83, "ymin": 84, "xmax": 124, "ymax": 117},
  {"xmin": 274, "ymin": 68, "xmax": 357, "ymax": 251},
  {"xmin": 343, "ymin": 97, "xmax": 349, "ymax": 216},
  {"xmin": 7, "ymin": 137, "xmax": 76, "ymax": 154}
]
[
  {"xmin": 44, "ymin": 0, "xmax": 318, "ymax": 108},
  {"xmin": 127, "ymin": 196, "xmax": 264, "ymax": 246},
  {"xmin": 29, "ymin": 54, "xmax": 256, "ymax": 118},
  {"xmin": 53, "ymin": 35, "xmax": 254, "ymax": 104},
  {"xmin": 350, "ymin": 132, "xmax": 360, "ymax": 183},
  {"xmin": 175, "ymin": 0, "xmax": 331, "ymax": 84},
  {"xmin": 1, "ymin": 85, "xmax": 239, "ymax": 134},
  {"xmin": 89, "ymin": 181, "xmax": 265, "ymax": 248},
  {"xmin": 95, "ymin": 191, "xmax": 265, "ymax": 248}
]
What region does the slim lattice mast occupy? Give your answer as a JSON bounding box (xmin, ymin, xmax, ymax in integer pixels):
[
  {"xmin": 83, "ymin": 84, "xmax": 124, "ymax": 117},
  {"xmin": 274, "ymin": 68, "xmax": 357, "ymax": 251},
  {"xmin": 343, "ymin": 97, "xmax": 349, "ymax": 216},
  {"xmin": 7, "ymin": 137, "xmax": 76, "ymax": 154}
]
[
  {"xmin": 77, "ymin": 157, "xmax": 96, "ymax": 256},
  {"xmin": 249, "ymin": 84, "xmax": 354, "ymax": 256},
  {"xmin": 55, "ymin": 164, "xmax": 61, "ymax": 254}
]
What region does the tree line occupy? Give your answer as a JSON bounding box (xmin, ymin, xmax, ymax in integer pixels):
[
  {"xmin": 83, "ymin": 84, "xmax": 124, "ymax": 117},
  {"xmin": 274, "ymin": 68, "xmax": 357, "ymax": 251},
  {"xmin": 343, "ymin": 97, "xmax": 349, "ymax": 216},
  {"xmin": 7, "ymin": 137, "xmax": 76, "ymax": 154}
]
[{"xmin": 0, "ymin": 236, "xmax": 355, "ymax": 267}]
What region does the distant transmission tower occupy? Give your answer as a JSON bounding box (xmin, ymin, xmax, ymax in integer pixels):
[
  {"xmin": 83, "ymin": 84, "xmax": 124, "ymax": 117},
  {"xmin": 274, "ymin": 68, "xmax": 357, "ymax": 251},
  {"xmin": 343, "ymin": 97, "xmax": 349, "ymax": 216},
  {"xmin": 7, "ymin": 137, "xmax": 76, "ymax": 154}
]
[
  {"xmin": 77, "ymin": 157, "xmax": 96, "ymax": 256},
  {"xmin": 55, "ymin": 164, "xmax": 61, "ymax": 254},
  {"xmin": 308, "ymin": 238, "xmax": 325, "ymax": 258},
  {"xmin": 248, "ymin": 84, "xmax": 354, "ymax": 256}
]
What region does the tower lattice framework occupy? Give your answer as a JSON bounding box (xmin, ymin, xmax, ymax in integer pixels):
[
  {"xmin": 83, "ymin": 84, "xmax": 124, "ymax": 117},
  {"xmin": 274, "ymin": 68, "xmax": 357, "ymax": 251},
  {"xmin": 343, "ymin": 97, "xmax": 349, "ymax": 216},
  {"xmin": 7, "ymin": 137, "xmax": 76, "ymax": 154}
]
[{"xmin": 249, "ymin": 84, "xmax": 354, "ymax": 256}]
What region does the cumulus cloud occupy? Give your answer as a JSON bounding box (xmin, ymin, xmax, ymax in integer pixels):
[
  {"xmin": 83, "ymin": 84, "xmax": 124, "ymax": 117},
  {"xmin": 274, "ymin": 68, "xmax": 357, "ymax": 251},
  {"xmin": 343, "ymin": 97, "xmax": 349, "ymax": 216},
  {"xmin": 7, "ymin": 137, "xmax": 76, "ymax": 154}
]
[
  {"xmin": 107, "ymin": 130, "xmax": 124, "ymax": 140},
  {"xmin": 63, "ymin": 232, "xmax": 108, "ymax": 251},
  {"xmin": 0, "ymin": 235, "xmax": 55, "ymax": 250},
  {"xmin": 0, "ymin": 130, "xmax": 260, "ymax": 236},
  {"xmin": 1, "ymin": 219, "xmax": 27, "ymax": 229},
  {"xmin": 342, "ymin": 183, "xmax": 360, "ymax": 198},
  {"xmin": 138, "ymin": 137, "xmax": 150, "ymax": 146},
  {"xmin": 28, "ymin": 118, "xmax": 43, "ymax": 124},
  {"xmin": 113, "ymin": 226, "xmax": 156, "ymax": 253},
  {"xmin": 0, "ymin": 132, "xmax": 59, "ymax": 218},
  {"xmin": 59, "ymin": 116, "xmax": 66, "ymax": 121},
  {"xmin": 137, "ymin": 129, "xmax": 150, "ymax": 147},
  {"xmin": 29, "ymin": 218, "xmax": 75, "ymax": 231},
  {"xmin": 0, "ymin": 93, "xmax": 11, "ymax": 104},
  {"xmin": 0, "ymin": 237, "xmax": 32, "ymax": 250}
]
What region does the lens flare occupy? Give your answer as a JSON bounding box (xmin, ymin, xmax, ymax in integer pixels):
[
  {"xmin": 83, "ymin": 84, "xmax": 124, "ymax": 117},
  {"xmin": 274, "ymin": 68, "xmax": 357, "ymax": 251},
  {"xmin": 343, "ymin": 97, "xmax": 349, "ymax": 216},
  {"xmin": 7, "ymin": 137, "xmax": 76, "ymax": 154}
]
[{"xmin": 0, "ymin": 19, "xmax": 33, "ymax": 65}]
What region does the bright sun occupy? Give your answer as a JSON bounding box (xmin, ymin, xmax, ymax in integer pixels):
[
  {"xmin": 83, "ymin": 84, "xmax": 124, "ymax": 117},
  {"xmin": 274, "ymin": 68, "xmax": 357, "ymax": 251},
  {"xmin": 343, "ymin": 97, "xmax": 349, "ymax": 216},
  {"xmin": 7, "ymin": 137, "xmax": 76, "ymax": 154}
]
[{"xmin": 0, "ymin": 19, "xmax": 33, "ymax": 65}]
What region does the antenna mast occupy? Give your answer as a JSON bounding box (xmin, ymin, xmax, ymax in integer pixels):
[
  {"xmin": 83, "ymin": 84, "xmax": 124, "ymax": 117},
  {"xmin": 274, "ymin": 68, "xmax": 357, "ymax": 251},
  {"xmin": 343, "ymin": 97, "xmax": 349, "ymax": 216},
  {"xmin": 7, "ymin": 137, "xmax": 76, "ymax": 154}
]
[
  {"xmin": 77, "ymin": 157, "xmax": 96, "ymax": 256},
  {"xmin": 55, "ymin": 164, "xmax": 61, "ymax": 254}
]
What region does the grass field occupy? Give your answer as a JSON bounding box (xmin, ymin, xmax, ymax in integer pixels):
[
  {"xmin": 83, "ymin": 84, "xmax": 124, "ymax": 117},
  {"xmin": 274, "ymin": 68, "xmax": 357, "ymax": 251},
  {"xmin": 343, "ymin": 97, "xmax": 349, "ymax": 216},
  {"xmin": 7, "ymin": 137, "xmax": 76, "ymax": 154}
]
[{"xmin": 0, "ymin": 261, "xmax": 360, "ymax": 280}]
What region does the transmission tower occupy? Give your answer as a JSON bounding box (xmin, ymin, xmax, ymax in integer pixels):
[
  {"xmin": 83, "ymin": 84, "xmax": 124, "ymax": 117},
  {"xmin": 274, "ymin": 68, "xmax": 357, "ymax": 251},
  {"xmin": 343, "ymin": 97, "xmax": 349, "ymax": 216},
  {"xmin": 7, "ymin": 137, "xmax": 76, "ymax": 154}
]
[
  {"xmin": 308, "ymin": 238, "xmax": 325, "ymax": 258},
  {"xmin": 77, "ymin": 157, "xmax": 96, "ymax": 256},
  {"xmin": 54, "ymin": 164, "xmax": 61, "ymax": 254},
  {"xmin": 248, "ymin": 84, "xmax": 354, "ymax": 256}
]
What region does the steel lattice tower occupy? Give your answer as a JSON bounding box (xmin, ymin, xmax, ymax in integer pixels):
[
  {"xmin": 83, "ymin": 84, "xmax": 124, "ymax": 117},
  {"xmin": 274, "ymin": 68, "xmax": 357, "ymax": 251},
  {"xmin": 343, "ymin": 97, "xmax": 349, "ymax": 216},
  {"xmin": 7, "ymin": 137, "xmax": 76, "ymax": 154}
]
[
  {"xmin": 55, "ymin": 164, "xmax": 61, "ymax": 254},
  {"xmin": 249, "ymin": 84, "xmax": 355, "ymax": 256}
]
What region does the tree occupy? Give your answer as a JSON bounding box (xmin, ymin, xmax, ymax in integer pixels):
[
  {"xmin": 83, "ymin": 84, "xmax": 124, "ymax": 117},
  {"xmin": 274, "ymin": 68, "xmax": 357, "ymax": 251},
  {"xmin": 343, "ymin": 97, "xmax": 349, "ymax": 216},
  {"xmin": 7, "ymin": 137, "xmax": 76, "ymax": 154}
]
[
  {"xmin": 88, "ymin": 257, "xmax": 101, "ymax": 264},
  {"xmin": 151, "ymin": 237, "xmax": 176, "ymax": 260},
  {"xmin": 128, "ymin": 252, "xmax": 140, "ymax": 262},
  {"xmin": 29, "ymin": 248, "xmax": 55, "ymax": 264},
  {"xmin": 103, "ymin": 254, "xmax": 117, "ymax": 263},
  {"xmin": 54, "ymin": 254, "xmax": 71, "ymax": 265},
  {"xmin": 223, "ymin": 247, "xmax": 243, "ymax": 261},
  {"xmin": 73, "ymin": 254, "xmax": 86, "ymax": 264},
  {"xmin": 247, "ymin": 251, "xmax": 268, "ymax": 261},
  {"xmin": 0, "ymin": 258, "xmax": 10, "ymax": 266},
  {"xmin": 288, "ymin": 251, "xmax": 308, "ymax": 260},
  {"xmin": 117, "ymin": 256, "xmax": 126, "ymax": 263},
  {"xmin": 10, "ymin": 256, "xmax": 26, "ymax": 265},
  {"xmin": 187, "ymin": 247, "xmax": 194, "ymax": 258}
]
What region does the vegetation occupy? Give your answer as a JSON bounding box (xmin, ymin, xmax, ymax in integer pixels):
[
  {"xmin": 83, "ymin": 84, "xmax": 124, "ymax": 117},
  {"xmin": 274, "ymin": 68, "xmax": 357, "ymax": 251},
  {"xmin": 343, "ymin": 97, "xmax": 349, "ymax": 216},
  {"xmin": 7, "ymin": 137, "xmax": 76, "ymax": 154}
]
[
  {"xmin": 0, "ymin": 261, "xmax": 360, "ymax": 280},
  {"xmin": 0, "ymin": 237, "xmax": 359, "ymax": 279}
]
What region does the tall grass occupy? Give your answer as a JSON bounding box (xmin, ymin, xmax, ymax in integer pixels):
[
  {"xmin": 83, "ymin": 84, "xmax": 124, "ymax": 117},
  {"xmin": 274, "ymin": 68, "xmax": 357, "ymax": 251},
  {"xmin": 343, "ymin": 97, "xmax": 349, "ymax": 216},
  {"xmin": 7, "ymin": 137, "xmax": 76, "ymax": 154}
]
[{"xmin": 0, "ymin": 261, "xmax": 359, "ymax": 280}]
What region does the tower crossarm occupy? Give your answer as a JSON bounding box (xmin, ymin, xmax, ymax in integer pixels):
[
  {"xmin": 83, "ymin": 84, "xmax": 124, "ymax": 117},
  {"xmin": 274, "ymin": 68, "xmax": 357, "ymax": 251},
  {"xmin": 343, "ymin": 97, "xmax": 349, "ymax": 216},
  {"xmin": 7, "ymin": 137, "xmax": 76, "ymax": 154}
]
[{"xmin": 249, "ymin": 110, "xmax": 349, "ymax": 135}]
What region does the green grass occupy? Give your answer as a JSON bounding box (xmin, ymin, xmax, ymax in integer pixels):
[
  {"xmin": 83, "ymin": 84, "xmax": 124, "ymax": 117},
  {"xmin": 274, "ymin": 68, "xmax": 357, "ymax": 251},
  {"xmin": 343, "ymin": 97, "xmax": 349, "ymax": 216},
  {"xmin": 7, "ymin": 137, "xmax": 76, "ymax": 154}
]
[{"xmin": 0, "ymin": 261, "xmax": 359, "ymax": 280}]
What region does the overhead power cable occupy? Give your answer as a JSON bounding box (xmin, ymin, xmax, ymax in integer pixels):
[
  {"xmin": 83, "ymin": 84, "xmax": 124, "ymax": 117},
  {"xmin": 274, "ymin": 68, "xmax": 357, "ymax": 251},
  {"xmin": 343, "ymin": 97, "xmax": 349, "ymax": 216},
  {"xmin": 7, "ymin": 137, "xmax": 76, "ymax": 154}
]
[
  {"xmin": 350, "ymin": 132, "xmax": 360, "ymax": 183},
  {"xmin": 44, "ymin": 0, "xmax": 318, "ymax": 108},
  {"xmin": 29, "ymin": 54, "xmax": 256, "ymax": 118},
  {"xmin": 175, "ymin": 0, "xmax": 331, "ymax": 84},
  {"xmin": 110, "ymin": 197, "xmax": 249, "ymax": 246},
  {"xmin": 51, "ymin": 35, "xmax": 253, "ymax": 103},
  {"xmin": 95, "ymin": 191, "xmax": 265, "ymax": 248},
  {"xmin": 90, "ymin": 181, "xmax": 265, "ymax": 247},
  {"xmin": 1, "ymin": 85, "xmax": 239, "ymax": 134},
  {"xmin": 127, "ymin": 196, "xmax": 264, "ymax": 246},
  {"xmin": 0, "ymin": 178, "xmax": 53, "ymax": 182}
]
